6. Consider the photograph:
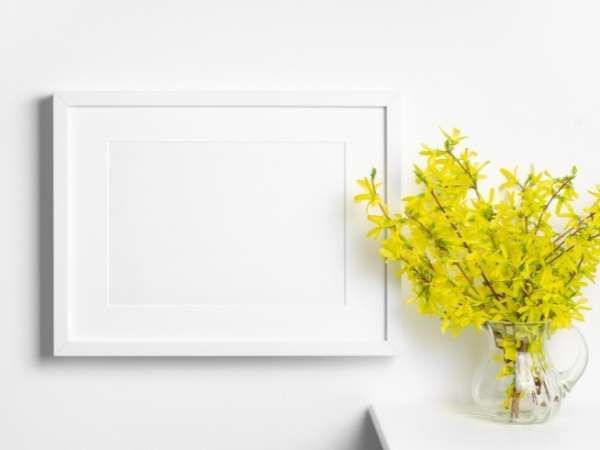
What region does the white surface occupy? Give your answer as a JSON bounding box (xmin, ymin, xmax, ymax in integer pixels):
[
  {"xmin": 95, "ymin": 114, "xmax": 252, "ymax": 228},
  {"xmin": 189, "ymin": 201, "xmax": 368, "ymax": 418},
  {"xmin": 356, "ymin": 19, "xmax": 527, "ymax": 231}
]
[
  {"xmin": 3, "ymin": 0, "xmax": 600, "ymax": 448},
  {"xmin": 108, "ymin": 140, "xmax": 346, "ymax": 307},
  {"xmin": 53, "ymin": 91, "xmax": 397, "ymax": 356},
  {"xmin": 370, "ymin": 403, "xmax": 596, "ymax": 450}
]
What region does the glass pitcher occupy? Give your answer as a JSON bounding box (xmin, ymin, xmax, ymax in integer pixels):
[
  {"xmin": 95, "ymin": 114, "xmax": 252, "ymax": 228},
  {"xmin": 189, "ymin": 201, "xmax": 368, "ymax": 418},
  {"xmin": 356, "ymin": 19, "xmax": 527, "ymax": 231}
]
[{"xmin": 472, "ymin": 321, "xmax": 588, "ymax": 424}]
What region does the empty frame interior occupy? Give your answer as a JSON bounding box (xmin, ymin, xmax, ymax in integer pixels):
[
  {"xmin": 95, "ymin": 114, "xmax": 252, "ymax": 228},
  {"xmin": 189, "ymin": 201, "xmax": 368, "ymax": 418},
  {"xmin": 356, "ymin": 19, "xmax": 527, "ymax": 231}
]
[{"xmin": 54, "ymin": 93, "xmax": 395, "ymax": 355}]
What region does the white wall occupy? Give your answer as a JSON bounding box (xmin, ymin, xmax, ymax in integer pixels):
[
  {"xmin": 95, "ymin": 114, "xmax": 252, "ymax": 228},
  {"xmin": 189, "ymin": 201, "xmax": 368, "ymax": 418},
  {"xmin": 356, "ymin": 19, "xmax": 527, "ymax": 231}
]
[{"xmin": 2, "ymin": 1, "xmax": 600, "ymax": 448}]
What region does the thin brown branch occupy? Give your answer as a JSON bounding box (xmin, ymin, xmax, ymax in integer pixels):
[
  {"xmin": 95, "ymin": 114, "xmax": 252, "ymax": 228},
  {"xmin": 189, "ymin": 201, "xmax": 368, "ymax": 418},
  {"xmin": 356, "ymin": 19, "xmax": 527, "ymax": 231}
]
[
  {"xmin": 377, "ymin": 202, "xmax": 390, "ymax": 220},
  {"xmin": 518, "ymin": 175, "xmax": 534, "ymax": 232},
  {"xmin": 566, "ymin": 256, "xmax": 585, "ymax": 286},
  {"xmin": 546, "ymin": 244, "xmax": 575, "ymax": 265},
  {"xmin": 445, "ymin": 149, "xmax": 483, "ymax": 200},
  {"xmin": 534, "ymin": 177, "xmax": 572, "ymax": 234},
  {"xmin": 430, "ymin": 190, "xmax": 471, "ymax": 251},
  {"xmin": 421, "ymin": 255, "xmax": 436, "ymax": 272},
  {"xmin": 481, "ymin": 271, "xmax": 502, "ymax": 300},
  {"xmin": 406, "ymin": 213, "xmax": 433, "ymax": 238},
  {"xmin": 430, "ymin": 189, "xmax": 502, "ymax": 301},
  {"xmin": 453, "ymin": 262, "xmax": 482, "ymax": 298},
  {"xmin": 399, "ymin": 257, "xmax": 430, "ymax": 283},
  {"xmin": 552, "ymin": 223, "xmax": 588, "ymax": 250},
  {"xmin": 552, "ymin": 212, "xmax": 594, "ymax": 245},
  {"xmin": 547, "ymin": 222, "xmax": 600, "ymax": 262}
]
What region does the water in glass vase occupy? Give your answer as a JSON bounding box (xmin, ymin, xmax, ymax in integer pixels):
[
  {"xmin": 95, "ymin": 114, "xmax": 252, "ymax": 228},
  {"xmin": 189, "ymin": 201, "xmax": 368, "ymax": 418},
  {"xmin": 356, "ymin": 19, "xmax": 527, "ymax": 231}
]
[{"xmin": 472, "ymin": 321, "xmax": 588, "ymax": 424}]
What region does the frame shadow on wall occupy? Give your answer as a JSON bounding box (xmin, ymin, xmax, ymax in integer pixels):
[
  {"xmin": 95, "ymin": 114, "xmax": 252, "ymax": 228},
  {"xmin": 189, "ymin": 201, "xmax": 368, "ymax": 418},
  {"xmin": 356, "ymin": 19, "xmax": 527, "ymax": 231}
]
[{"xmin": 38, "ymin": 96, "xmax": 54, "ymax": 358}]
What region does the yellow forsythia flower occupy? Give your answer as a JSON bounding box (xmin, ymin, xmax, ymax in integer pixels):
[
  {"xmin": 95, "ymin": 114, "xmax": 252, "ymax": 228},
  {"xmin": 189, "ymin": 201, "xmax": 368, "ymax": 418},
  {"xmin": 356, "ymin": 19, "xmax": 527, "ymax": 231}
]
[{"xmin": 356, "ymin": 129, "xmax": 600, "ymax": 334}]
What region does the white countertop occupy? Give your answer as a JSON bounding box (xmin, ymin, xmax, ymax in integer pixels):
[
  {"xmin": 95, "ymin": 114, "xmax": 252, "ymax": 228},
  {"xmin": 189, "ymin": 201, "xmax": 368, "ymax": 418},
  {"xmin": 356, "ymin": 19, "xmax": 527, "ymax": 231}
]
[{"xmin": 369, "ymin": 402, "xmax": 595, "ymax": 450}]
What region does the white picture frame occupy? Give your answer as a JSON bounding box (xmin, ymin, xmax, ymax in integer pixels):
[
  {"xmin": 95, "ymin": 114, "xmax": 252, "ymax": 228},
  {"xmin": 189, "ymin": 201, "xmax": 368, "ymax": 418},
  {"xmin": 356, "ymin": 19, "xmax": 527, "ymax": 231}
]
[{"xmin": 53, "ymin": 91, "xmax": 402, "ymax": 356}]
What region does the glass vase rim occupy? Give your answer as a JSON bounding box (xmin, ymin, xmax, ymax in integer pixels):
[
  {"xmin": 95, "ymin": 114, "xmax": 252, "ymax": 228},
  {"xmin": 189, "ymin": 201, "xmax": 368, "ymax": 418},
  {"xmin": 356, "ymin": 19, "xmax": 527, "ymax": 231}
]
[{"xmin": 485, "ymin": 320, "xmax": 550, "ymax": 326}]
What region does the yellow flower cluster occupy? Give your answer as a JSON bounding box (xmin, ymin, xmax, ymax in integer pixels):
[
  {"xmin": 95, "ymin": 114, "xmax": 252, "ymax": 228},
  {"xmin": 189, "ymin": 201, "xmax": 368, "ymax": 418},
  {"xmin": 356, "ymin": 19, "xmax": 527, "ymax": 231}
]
[{"xmin": 355, "ymin": 129, "xmax": 600, "ymax": 335}]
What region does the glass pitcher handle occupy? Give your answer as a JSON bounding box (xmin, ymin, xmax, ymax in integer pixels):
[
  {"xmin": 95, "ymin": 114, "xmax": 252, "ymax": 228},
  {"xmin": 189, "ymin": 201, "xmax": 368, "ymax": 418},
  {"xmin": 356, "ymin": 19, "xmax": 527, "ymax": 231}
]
[{"xmin": 556, "ymin": 325, "xmax": 589, "ymax": 396}]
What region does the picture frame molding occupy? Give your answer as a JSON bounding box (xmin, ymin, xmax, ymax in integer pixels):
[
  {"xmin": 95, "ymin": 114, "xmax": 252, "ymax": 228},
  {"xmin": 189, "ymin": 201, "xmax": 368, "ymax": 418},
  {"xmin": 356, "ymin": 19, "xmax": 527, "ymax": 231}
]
[{"xmin": 53, "ymin": 90, "xmax": 404, "ymax": 356}]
